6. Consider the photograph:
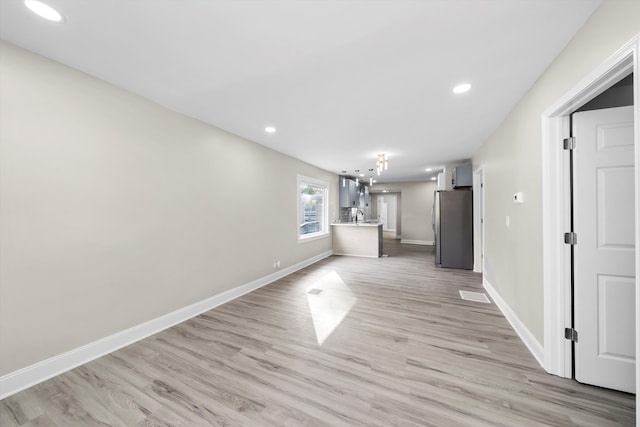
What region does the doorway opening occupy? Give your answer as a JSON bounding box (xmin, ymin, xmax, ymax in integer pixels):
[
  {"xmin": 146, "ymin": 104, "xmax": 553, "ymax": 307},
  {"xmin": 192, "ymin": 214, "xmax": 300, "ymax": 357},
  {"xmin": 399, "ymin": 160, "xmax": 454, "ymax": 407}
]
[
  {"xmin": 541, "ymin": 35, "xmax": 639, "ymax": 393},
  {"xmin": 377, "ymin": 194, "xmax": 399, "ymax": 237}
]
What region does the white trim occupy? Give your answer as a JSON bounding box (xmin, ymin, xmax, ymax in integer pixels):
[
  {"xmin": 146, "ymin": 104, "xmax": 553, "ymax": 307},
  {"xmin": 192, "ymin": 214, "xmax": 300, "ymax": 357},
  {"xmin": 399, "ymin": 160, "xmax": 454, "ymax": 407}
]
[
  {"xmin": 472, "ymin": 166, "xmax": 484, "ymax": 273},
  {"xmin": 541, "ymin": 113, "xmax": 573, "ymax": 377},
  {"xmin": 400, "ymin": 239, "xmax": 433, "ymax": 245},
  {"xmin": 297, "ymin": 174, "xmax": 329, "ymax": 243},
  {"xmin": 484, "ymin": 278, "xmax": 544, "ymax": 367},
  {"xmin": 0, "ymin": 250, "xmax": 333, "ymax": 400},
  {"xmin": 541, "ymin": 33, "xmax": 639, "ymax": 380},
  {"xmin": 634, "ymin": 46, "xmax": 640, "ymax": 426},
  {"xmin": 297, "ymin": 231, "xmax": 330, "ymax": 243},
  {"xmin": 331, "ymin": 252, "xmax": 380, "ymax": 258}
]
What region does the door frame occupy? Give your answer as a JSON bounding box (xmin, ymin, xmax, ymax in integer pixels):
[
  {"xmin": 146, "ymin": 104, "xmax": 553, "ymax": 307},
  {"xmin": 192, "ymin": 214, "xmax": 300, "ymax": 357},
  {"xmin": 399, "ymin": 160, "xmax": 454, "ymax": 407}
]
[
  {"xmin": 377, "ymin": 196, "xmax": 388, "ymax": 230},
  {"xmin": 473, "ymin": 167, "xmax": 485, "ymax": 273},
  {"xmin": 541, "ymin": 34, "xmax": 640, "ymax": 386}
]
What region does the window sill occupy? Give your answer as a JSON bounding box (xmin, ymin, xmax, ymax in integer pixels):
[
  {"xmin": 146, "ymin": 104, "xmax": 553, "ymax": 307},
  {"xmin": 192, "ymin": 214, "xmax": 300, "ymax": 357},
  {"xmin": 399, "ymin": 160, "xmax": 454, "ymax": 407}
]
[{"xmin": 298, "ymin": 232, "xmax": 330, "ymax": 243}]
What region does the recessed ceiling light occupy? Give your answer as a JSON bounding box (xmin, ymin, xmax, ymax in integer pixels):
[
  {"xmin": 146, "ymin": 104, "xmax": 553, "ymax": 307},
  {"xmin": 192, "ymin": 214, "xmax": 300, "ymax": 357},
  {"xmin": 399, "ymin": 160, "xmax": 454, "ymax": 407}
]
[
  {"xmin": 265, "ymin": 126, "xmax": 276, "ymax": 133},
  {"xmin": 431, "ymin": 177, "xmax": 437, "ymax": 181},
  {"xmin": 24, "ymin": 0, "xmax": 65, "ymax": 22},
  {"xmin": 426, "ymin": 168, "xmax": 432, "ymax": 172},
  {"xmin": 359, "ymin": 173, "xmax": 365, "ymax": 177},
  {"xmin": 453, "ymin": 83, "xmax": 471, "ymax": 94}
]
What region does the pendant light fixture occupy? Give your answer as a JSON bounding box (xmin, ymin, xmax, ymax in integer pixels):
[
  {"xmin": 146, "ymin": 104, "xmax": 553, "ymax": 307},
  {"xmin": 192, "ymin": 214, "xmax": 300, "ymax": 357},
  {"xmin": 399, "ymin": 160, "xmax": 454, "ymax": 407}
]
[
  {"xmin": 376, "ymin": 153, "xmax": 388, "ymax": 175},
  {"xmin": 377, "ymin": 153, "xmax": 388, "ymax": 172}
]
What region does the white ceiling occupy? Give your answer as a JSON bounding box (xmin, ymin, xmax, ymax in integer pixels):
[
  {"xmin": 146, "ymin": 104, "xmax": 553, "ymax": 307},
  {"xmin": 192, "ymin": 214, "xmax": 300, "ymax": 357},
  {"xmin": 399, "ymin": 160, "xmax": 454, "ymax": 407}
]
[{"xmin": 0, "ymin": 0, "xmax": 601, "ymax": 182}]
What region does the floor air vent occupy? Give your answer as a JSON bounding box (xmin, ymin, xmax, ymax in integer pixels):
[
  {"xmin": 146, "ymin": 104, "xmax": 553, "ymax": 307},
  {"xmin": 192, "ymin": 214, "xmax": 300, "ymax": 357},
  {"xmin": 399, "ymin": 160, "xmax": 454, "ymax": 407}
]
[{"xmin": 459, "ymin": 290, "xmax": 490, "ymax": 303}]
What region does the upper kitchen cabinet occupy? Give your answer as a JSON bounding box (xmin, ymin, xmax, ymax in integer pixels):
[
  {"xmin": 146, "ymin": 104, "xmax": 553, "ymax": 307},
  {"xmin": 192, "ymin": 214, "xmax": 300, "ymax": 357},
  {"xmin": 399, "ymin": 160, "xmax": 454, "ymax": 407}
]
[
  {"xmin": 339, "ymin": 176, "xmax": 365, "ymax": 208},
  {"xmin": 359, "ymin": 184, "xmax": 369, "ymax": 208},
  {"xmin": 339, "ymin": 177, "xmax": 356, "ymax": 207},
  {"xmin": 452, "ymin": 164, "xmax": 472, "ymax": 188}
]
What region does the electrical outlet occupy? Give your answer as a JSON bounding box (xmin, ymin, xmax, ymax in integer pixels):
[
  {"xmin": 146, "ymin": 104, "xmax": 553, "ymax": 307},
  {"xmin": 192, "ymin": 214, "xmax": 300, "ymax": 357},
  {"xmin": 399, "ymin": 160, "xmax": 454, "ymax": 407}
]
[
  {"xmin": 514, "ymin": 192, "xmax": 524, "ymax": 203},
  {"xmin": 273, "ymin": 261, "xmax": 281, "ymax": 269}
]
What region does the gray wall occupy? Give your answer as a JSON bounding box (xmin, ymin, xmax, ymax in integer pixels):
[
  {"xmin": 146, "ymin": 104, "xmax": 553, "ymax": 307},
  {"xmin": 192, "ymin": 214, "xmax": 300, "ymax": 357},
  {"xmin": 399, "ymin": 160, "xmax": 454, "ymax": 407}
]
[
  {"xmin": 371, "ymin": 181, "xmax": 436, "ymax": 244},
  {"xmin": 472, "ymin": 0, "xmax": 640, "ymax": 343},
  {"xmin": 0, "ymin": 42, "xmax": 337, "ymax": 376}
]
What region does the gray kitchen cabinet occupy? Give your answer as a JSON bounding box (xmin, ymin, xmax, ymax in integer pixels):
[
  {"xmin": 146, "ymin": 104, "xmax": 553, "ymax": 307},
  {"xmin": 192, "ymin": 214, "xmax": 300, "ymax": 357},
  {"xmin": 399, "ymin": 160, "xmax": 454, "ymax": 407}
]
[
  {"xmin": 348, "ymin": 179, "xmax": 359, "ymax": 207},
  {"xmin": 452, "ymin": 164, "xmax": 472, "ymax": 188},
  {"xmin": 340, "ymin": 177, "xmax": 371, "ymax": 208},
  {"xmin": 361, "ymin": 185, "xmax": 369, "ymax": 208},
  {"xmin": 339, "ymin": 177, "xmax": 351, "ymax": 208},
  {"xmin": 339, "ymin": 177, "xmax": 359, "ymax": 208}
]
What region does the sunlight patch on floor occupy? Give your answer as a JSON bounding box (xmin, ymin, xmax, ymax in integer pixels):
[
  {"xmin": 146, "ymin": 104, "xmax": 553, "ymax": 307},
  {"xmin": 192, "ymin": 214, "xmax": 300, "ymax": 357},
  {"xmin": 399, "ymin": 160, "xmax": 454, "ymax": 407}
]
[{"xmin": 306, "ymin": 270, "xmax": 356, "ymax": 345}]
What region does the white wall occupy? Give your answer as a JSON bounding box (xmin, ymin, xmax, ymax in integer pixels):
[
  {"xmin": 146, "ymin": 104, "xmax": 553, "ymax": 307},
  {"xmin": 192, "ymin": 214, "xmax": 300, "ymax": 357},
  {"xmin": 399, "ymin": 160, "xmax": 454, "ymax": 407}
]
[
  {"xmin": 0, "ymin": 42, "xmax": 337, "ymax": 376},
  {"xmin": 371, "ymin": 181, "xmax": 436, "ymax": 244},
  {"xmin": 472, "ymin": 0, "xmax": 640, "ymax": 343}
]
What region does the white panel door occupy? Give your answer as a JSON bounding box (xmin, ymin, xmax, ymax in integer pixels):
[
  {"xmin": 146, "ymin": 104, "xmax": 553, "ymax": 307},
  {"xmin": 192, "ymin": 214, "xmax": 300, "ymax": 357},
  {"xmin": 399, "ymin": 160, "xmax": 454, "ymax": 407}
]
[
  {"xmin": 377, "ymin": 198, "xmax": 388, "ymax": 231},
  {"xmin": 573, "ymin": 105, "xmax": 635, "ymax": 393},
  {"xmin": 386, "ymin": 195, "xmax": 397, "ymax": 231}
]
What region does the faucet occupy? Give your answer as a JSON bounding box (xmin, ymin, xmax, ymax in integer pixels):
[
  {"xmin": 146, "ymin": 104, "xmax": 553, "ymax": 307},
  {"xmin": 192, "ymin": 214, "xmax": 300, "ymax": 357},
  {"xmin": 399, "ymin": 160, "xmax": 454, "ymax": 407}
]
[{"xmin": 355, "ymin": 209, "xmax": 364, "ymax": 223}]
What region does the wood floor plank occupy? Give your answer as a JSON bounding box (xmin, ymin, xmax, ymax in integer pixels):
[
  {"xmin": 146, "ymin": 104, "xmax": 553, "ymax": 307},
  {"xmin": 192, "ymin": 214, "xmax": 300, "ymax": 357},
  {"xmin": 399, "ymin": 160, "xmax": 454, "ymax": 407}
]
[{"xmin": 1, "ymin": 238, "xmax": 634, "ymax": 426}]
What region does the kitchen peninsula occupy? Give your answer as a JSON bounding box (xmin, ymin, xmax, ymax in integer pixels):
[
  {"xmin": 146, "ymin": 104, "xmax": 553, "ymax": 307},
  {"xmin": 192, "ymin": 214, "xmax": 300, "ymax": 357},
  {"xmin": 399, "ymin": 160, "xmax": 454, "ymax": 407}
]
[{"xmin": 331, "ymin": 222, "xmax": 383, "ymax": 258}]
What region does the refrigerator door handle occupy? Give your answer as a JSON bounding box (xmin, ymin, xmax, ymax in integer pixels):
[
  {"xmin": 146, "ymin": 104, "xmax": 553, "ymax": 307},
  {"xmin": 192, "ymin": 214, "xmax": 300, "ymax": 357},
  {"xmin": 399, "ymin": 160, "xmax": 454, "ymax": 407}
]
[{"xmin": 431, "ymin": 206, "xmax": 435, "ymax": 229}]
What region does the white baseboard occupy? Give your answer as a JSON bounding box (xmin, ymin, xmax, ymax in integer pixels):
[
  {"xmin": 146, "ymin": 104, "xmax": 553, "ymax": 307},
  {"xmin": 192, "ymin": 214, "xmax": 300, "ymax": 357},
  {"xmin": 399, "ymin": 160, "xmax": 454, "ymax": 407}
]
[
  {"xmin": 483, "ymin": 277, "xmax": 544, "ymax": 368},
  {"xmin": 0, "ymin": 250, "xmax": 333, "ymax": 400},
  {"xmin": 332, "ymin": 252, "xmax": 380, "ymax": 258},
  {"xmin": 400, "ymin": 239, "xmax": 434, "ymax": 246}
]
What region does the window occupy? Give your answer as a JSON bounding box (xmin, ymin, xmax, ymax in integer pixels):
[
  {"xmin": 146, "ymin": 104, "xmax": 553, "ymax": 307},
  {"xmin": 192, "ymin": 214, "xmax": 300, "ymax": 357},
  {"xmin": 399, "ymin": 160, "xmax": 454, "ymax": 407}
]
[{"xmin": 298, "ymin": 175, "xmax": 329, "ymax": 241}]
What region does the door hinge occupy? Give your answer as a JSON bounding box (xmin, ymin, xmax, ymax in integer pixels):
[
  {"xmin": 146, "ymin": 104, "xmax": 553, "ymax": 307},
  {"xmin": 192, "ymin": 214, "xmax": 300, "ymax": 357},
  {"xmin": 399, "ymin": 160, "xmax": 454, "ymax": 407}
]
[
  {"xmin": 564, "ymin": 232, "xmax": 577, "ymax": 245},
  {"xmin": 565, "ymin": 327, "xmax": 578, "ymax": 342},
  {"xmin": 563, "ymin": 137, "xmax": 576, "ymax": 150}
]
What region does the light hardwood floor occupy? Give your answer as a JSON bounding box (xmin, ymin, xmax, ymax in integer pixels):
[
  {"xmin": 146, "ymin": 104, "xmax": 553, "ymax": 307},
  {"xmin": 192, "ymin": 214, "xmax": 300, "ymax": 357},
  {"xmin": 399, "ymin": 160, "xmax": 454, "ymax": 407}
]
[{"xmin": 1, "ymin": 239, "xmax": 635, "ymax": 426}]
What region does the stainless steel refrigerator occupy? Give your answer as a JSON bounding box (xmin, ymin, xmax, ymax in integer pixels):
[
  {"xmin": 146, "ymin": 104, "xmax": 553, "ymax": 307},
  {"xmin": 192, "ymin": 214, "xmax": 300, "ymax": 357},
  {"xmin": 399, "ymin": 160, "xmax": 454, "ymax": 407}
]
[{"xmin": 433, "ymin": 189, "xmax": 473, "ymax": 269}]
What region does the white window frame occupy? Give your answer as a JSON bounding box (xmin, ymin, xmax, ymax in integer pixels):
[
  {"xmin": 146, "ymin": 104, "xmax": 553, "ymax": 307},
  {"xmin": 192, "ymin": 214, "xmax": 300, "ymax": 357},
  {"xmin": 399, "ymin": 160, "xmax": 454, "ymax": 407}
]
[{"xmin": 297, "ymin": 175, "xmax": 329, "ymax": 243}]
